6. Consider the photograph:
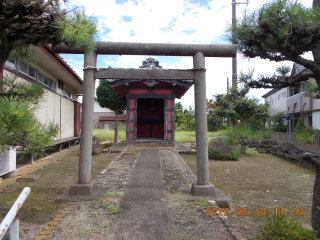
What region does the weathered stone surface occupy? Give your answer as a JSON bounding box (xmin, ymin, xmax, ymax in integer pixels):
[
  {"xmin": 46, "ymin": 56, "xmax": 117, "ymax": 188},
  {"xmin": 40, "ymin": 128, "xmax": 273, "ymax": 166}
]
[
  {"xmin": 17, "ymin": 175, "xmax": 40, "ymax": 182},
  {"xmin": 48, "ymin": 221, "xmax": 59, "ymax": 226},
  {"xmin": 52, "ymin": 41, "xmax": 236, "ymax": 57},
  {"xmin": 39, "ymin": 229, "xmax": 51, "ymax": 235},
  {"xmin": 34, "ymin": 235, "xmax": 47, "ymax": 240}
]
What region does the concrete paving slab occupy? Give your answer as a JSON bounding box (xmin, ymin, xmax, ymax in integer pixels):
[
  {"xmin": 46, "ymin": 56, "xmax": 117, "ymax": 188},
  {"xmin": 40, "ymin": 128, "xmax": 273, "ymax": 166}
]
[{"xmin": 107, "ymin": 149, "xmax": 170, "ymax": 240}]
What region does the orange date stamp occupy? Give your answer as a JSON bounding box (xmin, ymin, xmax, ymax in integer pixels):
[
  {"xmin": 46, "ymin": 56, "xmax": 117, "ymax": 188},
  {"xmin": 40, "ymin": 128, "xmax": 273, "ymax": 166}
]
[{"xmin": 205, "ymin": 207, "xmax": 304, "ymax": 216}]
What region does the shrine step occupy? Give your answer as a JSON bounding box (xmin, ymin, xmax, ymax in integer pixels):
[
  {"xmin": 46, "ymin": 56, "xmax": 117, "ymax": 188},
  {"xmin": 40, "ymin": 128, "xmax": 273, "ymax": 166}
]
[{"xmin": 176, "ymin": 150, "xmax": 196, "ymax": 155}]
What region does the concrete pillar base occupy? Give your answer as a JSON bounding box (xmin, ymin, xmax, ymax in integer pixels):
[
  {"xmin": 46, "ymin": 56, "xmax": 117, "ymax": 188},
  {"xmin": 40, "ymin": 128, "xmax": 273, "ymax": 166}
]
[
  {"xmin": 2, "ymin": 170, "xmax": 16, "ymax": 178},
  {"xmin": 191, "ymin": 182, "xmax": 215, "ymax": 196},
  {"xmin": 56, "ymin": 181, "xmax": 108, "ymax": 202},
  {"xmin": 191, "ymin": 183, "xmax": 230, "ymax": 208}
]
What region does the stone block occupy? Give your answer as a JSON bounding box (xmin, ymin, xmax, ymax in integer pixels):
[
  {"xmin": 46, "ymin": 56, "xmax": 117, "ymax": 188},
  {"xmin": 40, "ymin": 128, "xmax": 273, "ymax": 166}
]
[
  {"xmin": 34, "ymin": 235, "xmax": 47, "ymax": 240},
  {"xmin": 40, "ymin": 229, "xmax": 52, "ymax": 235},
  {"xmin": 17, "ymin": 175, "xmax": 40, "ymax": 182},
  {"xmin": 69, "ymin": 182, "xmax": 99, "ymax": 195},
  {"xmin": 191, "ymin": 183, "xmax": 215, "ymax": 196},
  {"xmin": 48, "ymin": 221, "xmax": 59, "ymax": 226},
  {"xmin": 2, "ymin": 170, "xmax": 16, "ymax": 178},
  {"xmin": 56, "ymin": 181, "xmax": 108, "ymax": 202}
]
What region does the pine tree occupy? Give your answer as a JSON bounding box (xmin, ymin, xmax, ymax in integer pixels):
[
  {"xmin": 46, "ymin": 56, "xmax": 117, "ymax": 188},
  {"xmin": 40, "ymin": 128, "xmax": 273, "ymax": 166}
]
[
  {"xmin": 0, "ymin": 75, "xmax": 59, "ymax": 162},
  {"xmin": 231, "ymin": 0, "xmax": 320, "ymax": 97},
  {"xmin": 0, "ymin": 0, "xmax": 97, "ymax": 71}
]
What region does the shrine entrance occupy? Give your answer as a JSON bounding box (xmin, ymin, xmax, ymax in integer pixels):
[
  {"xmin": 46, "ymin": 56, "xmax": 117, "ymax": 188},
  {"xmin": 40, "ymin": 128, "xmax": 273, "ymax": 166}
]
[
  {"xmin": 108, "ymin": 58, "xmax": 190, "ymax": 142},
  {"xmin": 137, "ymin": 98, "xmax": 164, "ymax": 139}
]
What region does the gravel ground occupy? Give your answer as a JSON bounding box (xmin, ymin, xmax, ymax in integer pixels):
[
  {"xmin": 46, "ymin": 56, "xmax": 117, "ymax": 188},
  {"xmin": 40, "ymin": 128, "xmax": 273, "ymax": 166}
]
[
  {"xmin": 46, "ymin": 149, "xmax": 140, "ymax": 240},
  {"xmin": 159, "ymin": 150, "xmax": 232, "ymax": 240}
]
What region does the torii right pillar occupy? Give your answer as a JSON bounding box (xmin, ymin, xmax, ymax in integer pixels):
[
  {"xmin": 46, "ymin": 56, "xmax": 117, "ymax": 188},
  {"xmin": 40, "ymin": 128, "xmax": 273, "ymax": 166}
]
[{"xmin": 191, "ymin": 52, "xmax": 215, "ymax": 196}]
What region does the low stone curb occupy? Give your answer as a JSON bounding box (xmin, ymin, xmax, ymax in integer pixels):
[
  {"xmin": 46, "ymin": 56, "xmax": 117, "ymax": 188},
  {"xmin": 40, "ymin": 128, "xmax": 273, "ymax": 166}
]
[
  {"xmin": 173, "ymin": 149, "xmax": 197, "ymax": 182},
  {"xmin": 176, "ymin": 149, "xmax": 196, "ymax": 155},
  {"xmin": 33, "ymin": 210, "xmax": 70, "ymax": 240},
  {"xmin": 102, "ymin": 148, "xmax": 123, "ymax": 153}
]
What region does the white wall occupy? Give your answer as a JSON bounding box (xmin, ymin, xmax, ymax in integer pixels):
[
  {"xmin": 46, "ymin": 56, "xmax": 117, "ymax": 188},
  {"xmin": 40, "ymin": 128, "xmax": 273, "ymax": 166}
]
[
  {"xmin": 94, "ymin": 100, "xmax": 113, "ymax": 112},
  {"xmin": 264, "ymin": 89, "xmax": 287, "ymax": 115},
  {"xmin": 312, "ymin": 111, "xmax": 320, "ymax": 130}
]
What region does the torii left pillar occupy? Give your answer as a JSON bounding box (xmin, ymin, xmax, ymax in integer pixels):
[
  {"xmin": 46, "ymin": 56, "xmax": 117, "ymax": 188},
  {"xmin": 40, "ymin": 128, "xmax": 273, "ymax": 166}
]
[{"xmin": 57, "ymin": 52, "xmax": 107, "ymax": 201}]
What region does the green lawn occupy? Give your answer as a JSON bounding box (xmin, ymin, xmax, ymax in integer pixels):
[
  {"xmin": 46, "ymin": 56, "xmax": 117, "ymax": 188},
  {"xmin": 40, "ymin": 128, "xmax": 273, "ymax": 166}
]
[{"xmin": 92, "ymin": 129, "xmax": 225, "ymax": 143}]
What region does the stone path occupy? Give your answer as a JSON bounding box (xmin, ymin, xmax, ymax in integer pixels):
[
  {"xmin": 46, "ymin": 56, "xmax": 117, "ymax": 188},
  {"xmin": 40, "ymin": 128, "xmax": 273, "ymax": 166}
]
[{"xmin": 106, "ymin": 149, "xmax": 170, "ymax": 240}]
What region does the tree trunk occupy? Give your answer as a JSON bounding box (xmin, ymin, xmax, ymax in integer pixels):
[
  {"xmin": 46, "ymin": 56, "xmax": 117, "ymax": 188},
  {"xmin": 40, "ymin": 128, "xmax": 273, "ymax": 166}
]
[
  {"xmin": 114, "ymin": 111, "xmax": 118, "ymax": 143},
  {"xmin": 313, "ymin": 0, "xmax": 320, "ymax": 91},
  {"xmin": 215, "ymin": 120, "xmax": 219, "ymax": 131},
  {"xmin": 311, "ymin": 1, "xmax": 320, "ymax": 235},
  {"xmin": 241, "ymin": 144, "xmax": 246, "ymax": 154},
  {"xmin": 312, "ymin": 166, "xmax": 320, "ymax": 237},
  {"xmin": 0, "ymin": 35, "xmax": 12, "ymax": 73}
]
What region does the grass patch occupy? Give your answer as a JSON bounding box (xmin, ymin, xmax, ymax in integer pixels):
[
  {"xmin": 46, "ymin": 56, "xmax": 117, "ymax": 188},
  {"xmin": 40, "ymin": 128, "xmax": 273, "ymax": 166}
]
[
  {"xmin": 106, "ymin": 205, "xmax": 121, "ymax": 215},
  {"xmin": 196, "ymin": 197, "xmax": 210, "ymax": 207},
  {"xmin": 175, "ymin": 130, "xmax": 226, "ymax": 143},
  {"xmin": 0, "ymin": 150, "xmax": 114, "ymax": 223},
  {"xmin": 182, "ymin": 149, "xmax": 315, "ymax": 238},
  {"xmin": 104, "ymin": 191, "xmax": 120, "ymax": 198},
  {"xmin": 92, "ymin": 128, "xmax": 126, "ymax": 142}
]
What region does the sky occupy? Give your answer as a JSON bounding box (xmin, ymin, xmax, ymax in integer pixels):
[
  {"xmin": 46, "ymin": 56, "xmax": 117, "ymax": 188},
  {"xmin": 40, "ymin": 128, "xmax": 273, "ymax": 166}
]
[{"xmin": 61, "ymin": 0, "xmax": 314, "ymax": 109}]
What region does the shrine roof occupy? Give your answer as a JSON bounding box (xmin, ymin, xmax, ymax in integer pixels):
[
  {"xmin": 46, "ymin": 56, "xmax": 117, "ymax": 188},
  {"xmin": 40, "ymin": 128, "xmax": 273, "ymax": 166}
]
[{"xmin": 107, "ymin": 57, "xmax": 193, "ymax": 99}]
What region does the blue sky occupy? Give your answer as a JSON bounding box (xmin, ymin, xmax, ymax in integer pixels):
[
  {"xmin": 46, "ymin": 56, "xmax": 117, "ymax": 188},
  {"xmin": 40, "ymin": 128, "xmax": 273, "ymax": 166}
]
[{"xmin": 61, "ymin": 0, "xmax": 313, "ymax": 108}]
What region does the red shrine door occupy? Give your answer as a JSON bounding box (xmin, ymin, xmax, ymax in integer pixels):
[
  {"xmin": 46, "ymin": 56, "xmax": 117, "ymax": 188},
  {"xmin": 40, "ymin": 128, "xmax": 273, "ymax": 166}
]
[{"xmin": 137, "ymin": 98, "xmax": 164, "ymax": 138}]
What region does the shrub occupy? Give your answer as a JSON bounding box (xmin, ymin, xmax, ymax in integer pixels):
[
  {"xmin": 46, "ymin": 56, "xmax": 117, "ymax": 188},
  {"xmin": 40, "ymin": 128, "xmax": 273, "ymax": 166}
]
[
  {"xmin": 270, "ymin": 112, "xmax": 287, "ymax": 132},
  {"xmin": 256, "ymin": 214, "xmax": 317, "ymax": 240},
  {"xmin": 208, "ymin": 137, "xmax": 241, "ymax": 161},
  {"xmin": 295, "ymin": 118, "xmax": 305, "ymax": 133}
]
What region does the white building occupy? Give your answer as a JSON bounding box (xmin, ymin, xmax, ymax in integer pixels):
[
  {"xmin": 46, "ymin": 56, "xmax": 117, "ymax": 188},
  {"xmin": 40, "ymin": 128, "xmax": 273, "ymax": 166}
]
[
  {"xmin": 2, "ymin": 44, "xmax": 82, "ymax": 139},
  {"xmin": 263, "ymin": 63, "xmax": 320, "ymax": 132}
]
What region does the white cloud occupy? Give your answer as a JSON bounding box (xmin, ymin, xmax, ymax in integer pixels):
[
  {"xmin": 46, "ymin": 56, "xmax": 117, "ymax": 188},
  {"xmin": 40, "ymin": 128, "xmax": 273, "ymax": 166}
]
[{"xmin": 63, "ymin": 0, "xmax": 314, "ymax": 108}]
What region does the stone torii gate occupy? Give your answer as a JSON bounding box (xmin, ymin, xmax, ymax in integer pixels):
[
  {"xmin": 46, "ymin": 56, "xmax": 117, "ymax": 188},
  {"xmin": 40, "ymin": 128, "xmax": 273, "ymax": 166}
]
[{"xmin": 54, "ymin": 42, "xmax": 236, "ymax": 200}]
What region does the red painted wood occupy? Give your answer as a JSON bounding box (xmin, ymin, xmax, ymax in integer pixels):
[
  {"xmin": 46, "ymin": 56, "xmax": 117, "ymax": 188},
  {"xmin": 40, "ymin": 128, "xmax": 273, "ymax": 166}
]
[
  {"xmin": 167, "ymin": 122, "xmax": 172, "ymax": 131},
  {"xmin": 154, "ymin": 89, "xmax": 172, "ymax": 94},
  {"xmin": 130, "ymin": 81, "xmax": 172, "ymax": 87},
  {"xmin": 74, "ymin": 102, "xmax": 81, "ymax": 137},
  {"xmin": 129, "ymin": 133, "xmax": 134, "ymax": 139},
  {"xmin": 167, "ymin": 99, "xmax": 172, "ymax": 108},
  {"xmin": 152, "ymin": 121, "xmax": 164, "ymax": 138},
  {"xmin": 129, "ymin": 99, "xmax": 135, "ymax": 140},
  {"xmin": 167, "ymin": 111, "xmax": 172, "ymax": 119},
  {"xmin": 129, "ymin": 111, "xmax": 134, "ymax": 120},
  {"xmin": 130, "ymin": 89, "xmax": 148, "ymax": 94},
  {"xmin": 167, "ymin": 133, "xmax": 172, "ymax": 140},
  {"xmin": 137, "ymin": 121, "xmax": 150, "ymax": 137},
  {"xmin": 129, "ymin": 99, "xmax": 135, "ymax": 108},
  {"xmin": 137, "ymin": 98, "xmax": 164, "ymax": 138}
]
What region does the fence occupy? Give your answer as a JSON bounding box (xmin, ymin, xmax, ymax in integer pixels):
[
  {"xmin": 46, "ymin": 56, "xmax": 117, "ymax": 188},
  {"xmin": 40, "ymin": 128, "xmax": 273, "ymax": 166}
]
[
  {"xmin": 271, "ymin": 132, "xmax": 320, "ymax": 155},
  {"xmin": 0, "ymin": 187, "xmax": 31, "ymax": 240}
]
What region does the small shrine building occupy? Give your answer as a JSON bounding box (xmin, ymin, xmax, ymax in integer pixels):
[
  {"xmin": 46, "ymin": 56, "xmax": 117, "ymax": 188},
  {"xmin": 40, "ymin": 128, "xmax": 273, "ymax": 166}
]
[{"xmin": 109, "ymin": 58, "xmax": 193, "ymax": 142}]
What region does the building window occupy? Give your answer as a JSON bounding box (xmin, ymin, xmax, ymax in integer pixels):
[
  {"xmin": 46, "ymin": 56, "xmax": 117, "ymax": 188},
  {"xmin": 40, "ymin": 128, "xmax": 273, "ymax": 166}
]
[
  {"xmin": 58, "ymin": 80, "xmax": 63, "ymax": 90},
  {"xmin": 63, "ymin": 88, "xmax": 74, "ymax": 99},
  {"xmin": 37, "ymin": 71, "xmax": 56, "ymax": 91},
  {"xmin": 19, "ymin": 60, "xmax": 36, "ymax": 79},
  {"xmin": 5, "ymin": 57, "xmax": 16, "ymax": 69}
]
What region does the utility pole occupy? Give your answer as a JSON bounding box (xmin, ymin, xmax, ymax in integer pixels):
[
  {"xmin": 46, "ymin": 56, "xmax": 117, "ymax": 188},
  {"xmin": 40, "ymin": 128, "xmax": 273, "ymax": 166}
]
[{"xmin": 232, "ymin": 0, "xmax": 249, "ymax": 90}]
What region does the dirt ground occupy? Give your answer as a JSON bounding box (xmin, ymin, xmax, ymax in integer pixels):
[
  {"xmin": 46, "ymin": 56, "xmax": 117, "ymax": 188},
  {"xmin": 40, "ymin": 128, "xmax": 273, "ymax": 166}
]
[{"xmin": 183, "ymin": 148, "xmax": 316, "ymax": 239}]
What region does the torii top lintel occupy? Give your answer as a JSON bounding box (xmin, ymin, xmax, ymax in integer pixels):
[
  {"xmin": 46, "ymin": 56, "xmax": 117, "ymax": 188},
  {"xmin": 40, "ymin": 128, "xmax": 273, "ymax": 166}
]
[{"xmin": 52, "ymin": 41, "xmax": 236, "ymax": 57}]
